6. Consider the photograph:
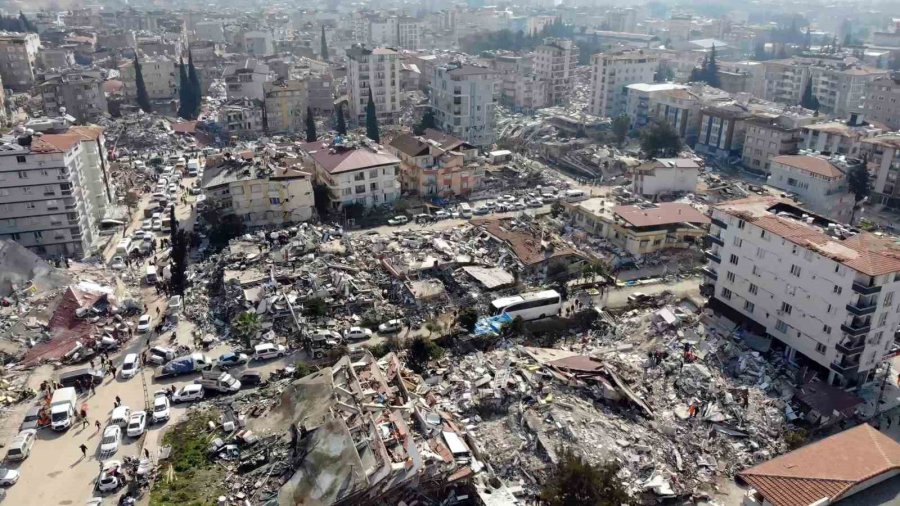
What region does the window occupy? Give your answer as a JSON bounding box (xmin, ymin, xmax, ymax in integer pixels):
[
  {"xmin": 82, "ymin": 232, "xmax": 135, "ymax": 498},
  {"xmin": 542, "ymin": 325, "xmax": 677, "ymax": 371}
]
[
  {"xmin": 269, "ymin": 197, "xmax": 280, "ymax": 205},
  {"xmin": 815, "ymin": 343, "xmax": 826, "ymax": 354},
  {"xmin": 886, "ymin": 292, "xmax": 894, "ymax": 307},
  {"xmin": 744, "ymin": 300, "xmax": 755, "ymax": 313},
  {"xmin": 823, "ymin": 324, "xmax": 831, "ymax": 335},
  {"xmin": 721, "ymin": 287, "xmax": 732, "ymax": 300},
  {"xmin": 341, "ymin": 188, "xmax": 352, "ymax": 196},
  {"xmin": 16, "ymin": 155, "xmax": 25, "ymax": 163},
  {"xmin": 26, "ymin": 202, "xmax": 35, "ymax": 209},
  {"xmin": 756, "ymin": 247, "xmax": 764, "ymax": 259},
  {"xmin": 369, "ymin": 169, "xmax": 378, "ymax": 178},
  {"xmin": 46, "ymin": 199, "xmax": 58, "ymax": 210},
  {"xmin": 737, "ymin": 219, "xmax": 745, "ymax": 229},
  {"xmin": 18, "ymin": 170, "xmax": 27, "ymax": 179},
  {"xmin": 760, "ymin": 229, "xmax": 768, "ymax": 239},
  {"xmin": 729, "ymin": 254, "xmax": 738, "ymax": 265},
  {"xmin": 355, "ymin": 185, "xmax": 365, "ymax": 194},
  {"xmin": 780, "ymin": 302, "xmax": 792, "ymax": 315},
  {"xmin": 749, "ymin": 283, "xmax": 758, "ymax": 295},
  {"xmin": 752, "ymin": 265, "xmax": 760, "ymax": 277},
  {"xmin": 726, "ymin": 271, "xmax": 735, "ymax": 282},
  {"xmin": 879, "ymin": 313, "xmax": 888, "ymax": 327},
  {"xmin": 370, "ymin": 182, "xmax": 378, "ymax": 191},
  {"xmin": 790, "ymin": 264, "xmax": 801, "ymax": 277},
  {"xmin": 33, "ymin": 231, "xmax": 42, "ymax": 239},
  {"xmin": 775, "ymin": 319, "xmax": 788, "ymax": 332},
  {"xmin": 733, "ymin": 237, "xmax": 742, "ymax": 247}
]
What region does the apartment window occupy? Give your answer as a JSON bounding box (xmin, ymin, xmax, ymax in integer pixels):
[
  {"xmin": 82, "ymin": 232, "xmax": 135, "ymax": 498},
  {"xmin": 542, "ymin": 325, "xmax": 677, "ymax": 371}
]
[
  {"xmin": 33, "ymin": 231, "xmax": 42, "ymax": 239},
  {"xmin": 721, "ymin": 287, "xmax": 732, "ymax": 300},
  {"xmin": 369, "ymin": 169, "xmax": 378, "ymax": 178},
  {"xmin": 269, "ymin": 197, "xmax": 280, "ymax": 205},
  {"xmin": 823, "ymin": 324, "xmax": 831, "ymax": 335},
  {"xmin": 729, "ymin": 254, "xmax": 738, "ymax": 265},
  {"xmin": 833, "ymin": 285, "xmax": 842, "ymax": 295},
  {"xmin": 744, "ymin": 300, "xmax": 754, "ymax": 313},
  {"xmin": 752, "ymin": 265, "xmax": 760, "ymax": 277},
  {"xmin": 755, "ymin": 247, "xmax": 764, "ymax": 259},
  {"xmin": 370, "ymin": 182, "xmax": 378, "ymax": 191},
  {"xmin": 775, "ymin": 319, "xmax": 788, "ymax": 333},
  {"xmin": 726, "ymin": 271, "xmax": 735, "ymax": 283},
  {"xmin": 885, "ymin": 292, "xmax": 894, "ymax": 307},
  {"xmin": 733, "ymin": 237, "xmax": 742, "ymax": 247},
  {"xmin": 17, "ymin": 170, "xmax": 27, "ymax": 178},
  {"xmin": 25, "ymin": 202, "xmax": 35, "ymax": 209},
  {"xmin": 815, "ymin": 343, "xmax": 826, "ymax": 354},
  {"xmin": 749, "ymin": 283, "xmax": 758, "ymax": 295},
  {"xmin": 341, "ymin": 188, "xmax": 352, "ymax": 196},
  {"xmin": 354, "ymin": 172, "xmax": 365, "ymax": 181},
  {"xmin": 790, "ymin": 265, "xmax": 801, "ymax": 277},
  {"xmin": 736, "ymin": 219, "xmax": 745, "ymax": 229},
  {"xmin": 781, "ymin": 302, "xmax": 792, "ymax": 315},
  {"xmin": 46, "ymin": 199, "xmax": 58, "ymax": 210},
  {"xmin": 355, "ymin": 185, "xmax": 365, "ymax": 194},
  {"xmin": 16, "ymin": 155, "xmax": 25, "ymax": 163},
  {"xmin": 760, "ymin": 229, "xmax": 768, "ymax": 239},
  {"xmin": 879, "ymin": 313, "xmax": 888, "ymax": 327}
]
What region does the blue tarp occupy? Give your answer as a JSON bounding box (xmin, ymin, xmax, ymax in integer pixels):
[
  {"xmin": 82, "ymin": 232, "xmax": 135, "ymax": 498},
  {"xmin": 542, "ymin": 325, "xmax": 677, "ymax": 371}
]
[
  {"xmin": 474, "ymin": 313, "xmax": 513, "ymax": 336},
  {"xmin": 431, "ymin": 196, "xmax": 450, "ymax": 207}
]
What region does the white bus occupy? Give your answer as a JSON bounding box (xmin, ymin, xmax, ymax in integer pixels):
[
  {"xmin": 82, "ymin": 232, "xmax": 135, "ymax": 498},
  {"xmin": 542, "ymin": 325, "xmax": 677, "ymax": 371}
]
[{"xmin": 491, "ymin": 290, "xmax": 563, "ymax": 321}]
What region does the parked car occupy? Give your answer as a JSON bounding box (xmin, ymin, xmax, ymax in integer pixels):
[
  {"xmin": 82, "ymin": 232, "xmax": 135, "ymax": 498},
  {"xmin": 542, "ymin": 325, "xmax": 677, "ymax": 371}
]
[
  {"xmin": 20, "ymin": 405, "xmax": 42, "ymax": 431},
  {"xmin": 510, "ymin": 201, "xmax": 526, "ymax": 211},
  {"xmin": 216, "ymin": 352, "xmax": 249, "ymax": 369},
  {"xmin": 172, "ymin": 384, "xmax": 204, "ymax": 403},
  {"xmin": 378, "ymin": 319, "xmax": 403, "ymax": 334},
  {"xmin": 483, "ymin": 201, "xmax": 497, "ymax": 210},
  {"xmin": 433, "ymin": 210, "xmax": 450, "ymax": 220},
  {"xmin": 495, "ymin": 203, "xmax": 510, "ymax": 213},
  {"xmin": 99, "ymin": 425, "xmax": 121, "ymax": 457},
  {"xmin": 413, "ymin": 213, "xmax": 432, "ymax": 224},
  {"xmin": 125, "ymin": 411, "xmax": 147, "ymax": 437},
  {"xmin": 253, "ymin": 343, "xmax": 286, "ymax": 361},
  {"xmin": 5, "ymin": 430, "xmax": 36, "ymax": 461},
  {"xmin": 151, "ymin": 394, "xmax": 170, "ymax": 423},
  {"xmin": 238, "ymin": 371, "xmax": 264, "ymax": 388},
  {"xmin": 136, "ymin": 314, "xmax": 151, "ymax": 333},
  {"xmin": 96, "ymin": 461, "xmax": 124, "ymax": 492},
  {"xmin": 110, "ymin": 406, "xmax": 131, "ymax": 428},
  {"xmin": 387, "ymin": 215, "xmax": 409, "ymax": 226},
  {"xmin": 526, "ymin": 199, "xmax": 543, "ymax": 208},
  {"xmin": 110, "ymin": 256, "xmax": 126, "ymax": 270},
  {"xmin": 146, "ymin": 346, "xmax": 175, "ymax": 365},
  {"xmin": 120, "ymin": 353, "xmax": 140, "ymax": 379},
  {"xmin": 0, "ymin": 468, "xmax": 20, "ymax": 486},
  {"xmin": 343, "ymin": 327, "xmax": 373, "ymax": 341}
]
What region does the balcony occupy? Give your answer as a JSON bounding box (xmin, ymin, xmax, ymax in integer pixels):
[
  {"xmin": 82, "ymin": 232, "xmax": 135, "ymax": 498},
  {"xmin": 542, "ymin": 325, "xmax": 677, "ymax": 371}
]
[
  {"xmin": 836, "ymin": 339, "xmax": 865, "ymax": 355},
  {"xmin": 704, "ymin": 249, "xmax": 721, "ymax": 263},
  {"xmin": 845, "ymin": 301, "xmax": 877, "ymax": 316},
  {"xmin": 852, "ymin": 280, "xmax": 881, "ymax": 295},
  {"xmin": 701, "ymin": 266, "xmax": 718, "ymax": 280},
  {"xmin": 706, "ymin": 233, "xmax": 724, "ymax": 246},
  {"xmin": 711, "ymin": 217, "xmax": 728, "ymax": 229},
  {"xmin": 830, "ymin": 358, "xmax": 860, "ymax": 375},
  {"xmin": 840, "ymin": 320, "xmax": 871, "ymax": 337}
]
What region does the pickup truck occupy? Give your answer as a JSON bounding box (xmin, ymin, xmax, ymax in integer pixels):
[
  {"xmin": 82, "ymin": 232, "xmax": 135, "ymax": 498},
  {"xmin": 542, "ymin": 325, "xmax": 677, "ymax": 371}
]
[
  {"xmin": 194, "ymin": 371, "xmax": 241, "ymax": 393},
  {"xmin": 156, "ymin": 353, "xmax": 211, "ymax": 378}
]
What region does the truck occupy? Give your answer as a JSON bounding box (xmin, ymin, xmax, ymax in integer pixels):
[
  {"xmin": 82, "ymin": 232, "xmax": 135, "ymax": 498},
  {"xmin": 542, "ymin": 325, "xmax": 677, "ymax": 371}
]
[
  {"xmin": 50, "ymin": 387, "xmax": 78, "ymax": 431},
  {"xmin": 194, "ymin": 371, "xmax": 241, "ymax": 393},
  {"xmin": 157, "ymin": 353, "xmax": 211, "ymax": 378}
]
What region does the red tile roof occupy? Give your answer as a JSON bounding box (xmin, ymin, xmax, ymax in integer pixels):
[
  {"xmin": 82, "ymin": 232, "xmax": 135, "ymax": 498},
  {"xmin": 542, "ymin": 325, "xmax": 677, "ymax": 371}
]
[
  {"xmin": 772, "ymin": 155, "xmax": 844, "ymax": 178},
  {"xmin": 297, "ymin": 141, "xmax": 399, "ymax": 175},
  {"xmin": 30, "ymin": 134, "xmax": 81, "ymax": 154},
  {"xmin": 613, "ymin": 203, "xmax": 710, "ymax": 228},
  {"xmin": 739, "ymin": 424, "xmax": 900, "ymax": 506}
]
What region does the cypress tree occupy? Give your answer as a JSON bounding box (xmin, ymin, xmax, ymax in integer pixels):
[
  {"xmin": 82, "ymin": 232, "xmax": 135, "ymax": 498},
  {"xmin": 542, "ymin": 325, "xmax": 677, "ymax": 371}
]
[
  {"xmin": 187, "ymin": 51, "xmax": 202, "ymax": 118},
  {"xmin": 177, "ymin": 57, "xmax": 190, "ymax": 118},
  {"xmin": 705, "ymin": 44, "xmax": 721, "ymax": 88},
  {"xmin": 18, "ymin": 12, "xmax": 35, "ymax": 33},
  {"xmin": 800, "ymin": 78, "xmax": 820, "ymax": 110},
  {"xmin": 320, "ymin": 25, "xmax": 329, "ymax": 61},
  {"xmin": 335, "ymin": 103, "xmax": 347, "ymax": 135},
  {"xmin": 133, "ymin": 54, "xmax": 152, "ymax": 113},
  {"xmin": 305, "ymin": 107, "xmax": 317, "ymax": 142},
  {"xmin": 365, "ymin": 88, "xmax": 380, "ymax": 143}
]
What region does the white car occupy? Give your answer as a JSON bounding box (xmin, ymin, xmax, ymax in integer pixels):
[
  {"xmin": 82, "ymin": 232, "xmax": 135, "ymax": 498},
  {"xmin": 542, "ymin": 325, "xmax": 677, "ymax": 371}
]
[
  {"xmin": 120, "ymin": 353, "xmax": 139, "ymax": 379},
  {"xmin": 136, "ymin": 314, "xmax": 151, "ymax": 333},
  {"xmin": 125, "ymin": 411, "xmax": 147, "ymax": 437},
  {"xmin": 99, "ymin": 425, "xmax": 121, "ymax": 457},
  {"xmin": 151, "ymin": 219, "xmax": 162, "ymax": 231},
  {"xmin": 0, "ymin": 468, "xmax": 20, "ymax": 486},
  {"xmin": 5, "ymin": 429, "xmax": 36, "ymax": 461},
  {"xmin": 253, "ymin": 343, "xmax": 286, "ymax": 361},
  {"xmin": 510, "ymin": 202, "xmax": 526, "ymax": 211},
  {"xmin": 433, "ymin": 210, "xmax": 450, "ymax": 220},
  {"xmin": 96, "ymin": 461, "xmax": 123, "ymax": 492},
  {"xmin": 172, "ymin": 384, "xmax": 204, "ymax": 403},
  {"xmin": 151, "ymin": 394, "xmax": 170, "ymax": 423},
  {"xmin": 378, "ymin": 319, "xmax": 403, "ymax": 334},
  {"xmin": 110, "ymin": 256, "xmax": 126, "ymax": 270},
  {"xmin": 343, "ymin": 327, "xmax": 373, "ymax": 341},
  {"xmin": 387, "ymin": 215, "xmax": 409, "ymax": 226}
]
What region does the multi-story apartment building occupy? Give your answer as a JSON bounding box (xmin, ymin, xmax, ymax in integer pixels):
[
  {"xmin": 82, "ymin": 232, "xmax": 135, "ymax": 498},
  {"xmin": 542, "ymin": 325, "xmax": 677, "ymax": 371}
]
[
  {"xmin": 387, "ymin": 130, "xmax": 482, "ymax": 197},
  {"xmin": 864, "ymin": 75, "xmax": 900, "ymax": 132},
  {"xmin": 219, "ymin": 99, "xmax": 264, "ymax": 137},
  {"xmin": 119, "ymin": 55, "xmax": 178, "ymax": 103},
  {"xmin": 346, "ymin": 45, "xmax": 402, "ymax": 125},
  {"xmin": 40, "ymin": 48, "xmax": 75, "ymax": 71},
  {"xmin": 431, "ymin": 63, "xmax": 500, "ymax": 148},
  {"xmin": 353, "ymin": 13, "xmax": 422, "ymax": 50},
  {"xmin": 202, "ymin": 159, "xmax": 314, "ymax": 227},
  {"xmin": 223, "ymin": 59, "xmax": 271, "ymax": 101},
  {"xmin": 704, "ymin": 197, "xmax": 900, "ymax": 386},
  {"xmin": 490, "ymin": 55, "xmax": 547, "ymax": 113},
  {"xmin": 624, "ymin": 83, "xmax": 686, "ymax": 130},
  {"xmin": 298, "ymin": 137, "xmax": 401, "ymax": 210},
  {"xmin": 694, "ymin": 105, "xmax": 751, "ymax": 161},
  {"xmin": 800, "ymin": 117, "xmax": 882, "ymax": 157},
  {"xmin": 307, "ymin": 73, "xmax": 335, "ymax": 116},
  {"xmin": 243, "ymin": 31, "xmax": 274, "ymax": 57},
  {"xmin": 533, "ymin": 38, "xmax": 578, "ymax": 106},
  {"xmin": 649, "ymin": 85, "xmax": 732, "ymax": 146},
  {"xmin": 193, "ymin": 21, "xmax": 226, "ymax": 43},
  {"xmin": 767, "ymin": 154, "xmax": 857, "ymax": 222},
  {"xmin": 40, "ymin": 70, "xmax": 108, "ymax": 123},
  {"xmin": 630, "ymin": 158, "xmax": 700, "ymax": 197},
  {"xmin": 763, "ymin": 58, "xmax": 888, "ymax": 117},
  {"xmin": 861, "ymin": 134, "xmax": 900, "ymax": 209},
  {"xmin": 741, "ymin": 112, "xmax": 817, "ymax": 173},
  {"xmin": 0, "ymin": 125, "xmax": 111, "ymax": 259},
  {"xmin": 0, "ymin": 32, "xmax": 40, "ymax": 91},
  {"xmin": 263, "ymin": 79, "xmax": 307, "ymax": 134},
  {"xmin": 589, "ymin": 50, "xmax": 658, "ymax": 118}
]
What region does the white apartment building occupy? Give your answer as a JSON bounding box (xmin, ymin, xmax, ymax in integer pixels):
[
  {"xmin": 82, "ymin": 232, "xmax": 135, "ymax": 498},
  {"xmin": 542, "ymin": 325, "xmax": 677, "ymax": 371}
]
[
  {"xmin": 431, "ymin": 63, "xmax": 500, "ymax": 148},
  {"xmin": 298, "ymin": 138, "xmax": 401, "ymax": 210},
  {"xmin": 346, "ymin": 45, "xmax": 402, "ymax": 125},
  {"xmin": 119, "ymin": 55, "xmax": 178, "ymax": 102},
  {"xmin": 202, "ymin": 163, "xmax": 314, "ymax": 227},
  {"xmin": 0, "ymin": 32, "xmax": 40, "ymax": 91},
  {"xmin": 630, "ymin": 158, "xmax": 700, "ymax": 197},
  {"xmin": 533, "ymin": 38, "xmax": 578, "ymax": 106},
  {"xmin": 801, "ymin": 118, "xmax": 882, "ymax": 157},
  {"xmin": 219, "ymin": 99, "xmax": 264, "ymax": 137},
  {"xmin": 193, "ymin": 20, "xmax": 225, "ymax": 43},
  {"xmin": 0, "ymin": 126, "xmax": 111, "ymax": 259},
  {"xmin": 223, "ymin": 59, "xmax": 271, "ymax": 101},
  {"xmin": 353, "ymin": 14, "xmax": 422, "ymax": 50},
  {"xmin": 861, "ymin": 134, "xmax": 900, "ymax": 209},
  {"xmin": 741, "ymin": 113, "xmax": 816, "ymax": 173},
  {"xmin": 243, "ymin": 31, "xmax": 274, "ymax": 57},
  {"xmin": 767, "ymin": 154, "xmax": 855, "ymax": 223},
  {"xmin": 40, "ymin": 70, "xmax": 108, "ymax": 123},
  {"xmin": 624, "ymin": 83, "xmax": 686, "ymax": 130},
  {"xmin": 864, "ymin": 75, "xmax": 900, "ymax": 132},
  {"xmin": 762, "ymin": 58, "xmax": 888, "ymax": 117},
  {"xmin": 589, "ymin": 50, "xmax": 658, "ymax": 118},
  {"xmin": 704, "ymin": 197, "xmax": 900, "ymax": 386}
]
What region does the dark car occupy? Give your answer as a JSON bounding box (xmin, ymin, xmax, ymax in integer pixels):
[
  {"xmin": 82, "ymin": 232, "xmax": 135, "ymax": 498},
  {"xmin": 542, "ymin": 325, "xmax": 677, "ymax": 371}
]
[
  {"xmin": 58, "ymin": 368, "xmax": 104, "ymax": 391},
  {"xmin": 238, "ymin": 371, "xmax": 264, "ymax": 388}
]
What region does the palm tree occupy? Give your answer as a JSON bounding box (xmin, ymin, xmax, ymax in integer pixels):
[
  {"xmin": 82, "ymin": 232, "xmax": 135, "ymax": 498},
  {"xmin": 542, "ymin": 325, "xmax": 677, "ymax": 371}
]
[{"xmin": 233, "ymin": 311, "xmax": 260, "ymax": 349}]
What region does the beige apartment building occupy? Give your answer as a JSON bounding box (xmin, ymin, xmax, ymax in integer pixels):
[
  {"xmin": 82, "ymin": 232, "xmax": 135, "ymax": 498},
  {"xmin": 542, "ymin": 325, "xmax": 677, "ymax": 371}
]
[
  {"xmin": 590, "ymin": 50, "xmax": 658, "ymax": 118},
  {"xmin": 864, "ymin": 75, "xmax": 900, "ymax": 132},
  {"xmin": 762, "ymin": 58, "xmax": 888, "ymax": 117},
  {"xmin": 0, "ymin": 32, "xmax": 40, "ymax": 91},
  {"xmin": 346, "ymin": 45, "xmax": 402, "ymax": 125},
  {"xmin": 533, "ymin": 38, "xmax": 578, "ymax": 106}
]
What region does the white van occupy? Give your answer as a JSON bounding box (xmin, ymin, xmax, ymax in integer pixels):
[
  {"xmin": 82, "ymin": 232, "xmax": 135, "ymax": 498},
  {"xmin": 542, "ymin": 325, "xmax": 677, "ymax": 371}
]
[
  {"xmin": 459, "ymin": 203, "xmax": 473, "ymax": 218},
  {"xmin": 186, "ymin": 159, "xmax": 200, "ymax": 177},
  {"xmin": 145, "ymin": 265, "xmax": 158, "ymax": 284},
  {"xmin": 115, "ymin": 238, "xmax": 131, "ymax": 256},
  {"xmin": 120, "ymin": 354, "xmax": 139, "ymax": 379},
  {"xmin": 564, "ymin": 189, "xmax": 587, "ymax": 202},
  {"xmin": 110, "ymin": 406, "xmax": 131, "ymax": 427}
]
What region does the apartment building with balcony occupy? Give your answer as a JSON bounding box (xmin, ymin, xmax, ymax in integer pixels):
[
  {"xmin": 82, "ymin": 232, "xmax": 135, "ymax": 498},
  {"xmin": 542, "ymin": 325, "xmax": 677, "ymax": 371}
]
[
  {"xmin": 800, "ymin": 116, "xmax": 882, "ymax": 157},
  {"xmin": 430, "ymin": 63, "xmax": 500, "ymax": 148},
  {"xmin": 298, "ymin": 137, "xmax": 401, "ymax": 210},
  {"xmin": 39, "ymin": 70, "xmax": 108, "ymax": 123},
  {"xmin": 347, "ymin": 45, "xmax": 402, "ymax": 125},
  {"xmin": 741, "ymin": 112, "xmax": 817, "ymax": 173},
  {"xmin": 766, "ymin": 154, "xmax": 857, "ymax": 223},
  {"xmin": 624, "ymin": 83, "xmax": 686, "ymax": 130},
  {"xmin": 533, "ymin": 38, "xmax": 578, "ymax": 107},
  {"xmin": 861, "ymin": 134, "xmax": 900, "ymax": 210},
  {"xmin": 119, "ymin": 55, "xmax": 178, "ymax": 105},
  {"xmin": 0, "ymin": 127, "xmax": 112, "ymax": 259},
  {"xmin": 0, "ymin": 32, "xmax": 40, "ymax": 91},
  {"xmin": 863, "ymin": 74, "xmax": 900, "ymax": 132},
  {"xmin": 263, "ymin": 79, "xmax": 307, "ymax": 134},
  {"xmin": 762, "ymin": 58, "xmax": 888, "ymax": 117},
  {"xmin": 223, "ymin": 58, "xmax": 271, "ymax": 101},
  {"xmin": 387, "ymin": 129, "xmax": 482, "ymax": 197},
  {"xmin": 703, "ymin": 197, "xmax": 900, "ymax": 386},
  {"xmin": 589, "ymin": 50, "xmax": 658, "ymax": 118}
]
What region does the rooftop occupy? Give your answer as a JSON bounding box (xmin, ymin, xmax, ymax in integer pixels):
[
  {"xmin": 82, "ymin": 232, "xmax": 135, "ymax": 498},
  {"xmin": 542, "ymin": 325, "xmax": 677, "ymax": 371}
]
[
  {"xmin": 633, "ymin": 158, "xmax": 701, "ymax": 172},
  {"xmin": 626, "ymin": 83, "xmax": 687, "ymax": 93},
  {"xmin": 612, "ymin": 203, "xmax": 710, "ymax": 228},
  {"xmin": 771, "ymin": 155, "xmax": 845, "ymax": 178},
  {"xmin": 863, "ymin": 134, "xmax": 900, "ymax": 150},
  {"xmin": 297, "ymin": 139, "xmax": 400, "ymax": 175},
  {"xmin": 738, "ymin": 424, "xmax": 900, "ymax": 506}
]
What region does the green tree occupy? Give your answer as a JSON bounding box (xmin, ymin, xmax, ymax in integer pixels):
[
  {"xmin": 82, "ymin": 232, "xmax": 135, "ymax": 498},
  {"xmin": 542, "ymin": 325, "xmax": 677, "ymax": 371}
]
[
  {"xmin": 335, "ymin": 103, "xmax": 347, "ymax": 135},
  {"xmin": 550, "ymin": 200, "xmax": 564, "ymax": 218},
  {"xmin": 611, "ymin": 115, "xmax": 629, "ymax": 146},
  {"xmin": 640, "ymin": 121, "xmax": 682, "ymax": 158},
  {"xmin": 303, "ymin": 297, "xmax": 328, "ymax": 317},
  {"xmin": 457, "ymin": 308, "xmax": 479, "ymax": 333},
  {"xmin": 406, "ymin": 336, "xmax": 444, "ymax": 373},
  {"xmin": 413, "ymin": 108, "xmax": 436, "ymax": 135},
  {"xmin": 305, "ymin": 107, "xmax": 317, "ymax": 142},
  {"xmin": 133, "ymin": 54, "xmax": 152, "ymax": 113},
  {"xmin": 705, "ymin": 44, "xmax": 721, "ymax": 88},
  {"xmin": 177, "ymin": 57, "xmax": 191, "ymax": 119},
  {"xmin": 233, "ymin": 311, "xmax": 261, "ymax": 349},
  {"xmin": 539, "ymin": 448, "xmax": 632, "ymax": 506},
  {"xmin": 18, "ymin": 12, "xmax": 36, "ymax": 33},
  {"xmin": 320, "ymin": 25, "xmax": 329, "ymax": 61},
  {"xmin": 847, "ymin": 160, "xmax": 871, "ymax": 225},
  {"xmin": 187, "ymin": 51, "xmax": 202, "ymax": 118},
  {"xmin": 313, "ymin": 183, "xmax": 330, "ymax": 216},
  {"xmin": 365, "ymin": 87, "xmax": 380, "ymax": 143},
  {"xmin": 169, "ymin": 205, "xmax": 189, "ymax": 296},
  {"xmin": 800, "ymin": 78, "xmax": 820, "ymax": 110}
]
